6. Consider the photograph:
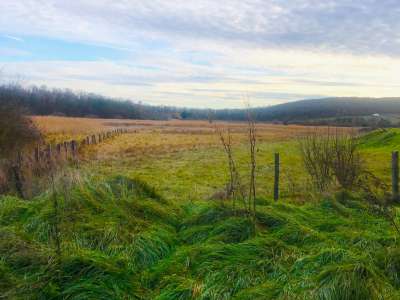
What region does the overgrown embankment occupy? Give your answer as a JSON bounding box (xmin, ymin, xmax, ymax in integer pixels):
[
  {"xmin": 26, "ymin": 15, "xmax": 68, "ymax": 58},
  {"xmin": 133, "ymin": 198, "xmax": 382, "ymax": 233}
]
[{"xmin": 1, "ymin": 174, "xmax": 400, "ymax": 299}]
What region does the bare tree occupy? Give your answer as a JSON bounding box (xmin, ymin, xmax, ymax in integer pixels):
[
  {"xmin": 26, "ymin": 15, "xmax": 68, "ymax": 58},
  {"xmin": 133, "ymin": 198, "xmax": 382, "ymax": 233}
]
[
  {"xmin": 331, "ymin": 129, "xmax": 363, "ymax": 190},
  {"xmin": 215, "ymin": 127, "xmax": 245, "ymax": 209},
  {"xmin": 298, "ymin": 129, "xmax": 333, "ymax": 192},
  {"xmin": 247, "ymin": 108, "xmax": 257, "ymax": 221},
  {"xmin": 299, "ymin": 128, "xmax": 363, "ymax": 192}
]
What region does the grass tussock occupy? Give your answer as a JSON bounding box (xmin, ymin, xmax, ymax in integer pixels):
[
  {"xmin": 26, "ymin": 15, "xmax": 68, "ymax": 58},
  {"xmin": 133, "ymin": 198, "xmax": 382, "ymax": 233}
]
[{"xmin": 1, "ymin": 173, "xmax": 400, "ymax": 299}]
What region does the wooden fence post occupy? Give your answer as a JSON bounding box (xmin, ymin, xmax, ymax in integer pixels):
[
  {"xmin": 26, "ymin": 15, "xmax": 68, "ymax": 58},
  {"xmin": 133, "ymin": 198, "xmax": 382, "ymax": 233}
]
[
  {"xmin": 392, "ymin": 151, "xmax": 399, "ymax": 201},
  {"xmin": 86, "ymin": 136, "xmax": 90, "ymax": 145},
  {"xmin": 92, "ymin": 135, "xmax": 96, "ymax": 144},
  {"xmin": 274, "ymin": 153, "xmax": 280, "ymax": 201},
  {"xmin": 34, "ymin": 146, "xmax": 40, "ymax": 162},
  {"xmin": 12, "ymin": 152, "xmax": 24, "ymax": 198},
  {"xmin": 56, "ymin": 144, "xmax": 62, "ymax": 156},
  {"xmin": 46, "ymin": 144, "xmax": 52, "ymax": 161},
  {"xmin": 64, "ymin": 141, "xmax": 68, "ymax": 155},
  {"xmin": 71, "ymin": 140, "xmax": 77, "ymax": 157}
]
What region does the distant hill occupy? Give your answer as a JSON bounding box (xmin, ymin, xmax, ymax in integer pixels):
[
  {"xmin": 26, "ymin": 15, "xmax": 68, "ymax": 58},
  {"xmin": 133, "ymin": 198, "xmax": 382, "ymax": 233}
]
[
  {"xmin": 2, "ymin": 84, "xmax": 400, "ymax": 126},
  {"xmin": 199, "ymin": 98, "xmax": 400, "ymax": 127},
  {"xmin": 250, "ymin": 97, "xmax": 400, "ymax": 122}
]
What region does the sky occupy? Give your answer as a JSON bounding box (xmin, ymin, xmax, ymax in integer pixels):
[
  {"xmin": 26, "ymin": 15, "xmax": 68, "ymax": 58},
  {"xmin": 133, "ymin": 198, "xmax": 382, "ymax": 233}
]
[{"xmin": 1, "ymin": 1, "xmax": 400, "ymax": 108}]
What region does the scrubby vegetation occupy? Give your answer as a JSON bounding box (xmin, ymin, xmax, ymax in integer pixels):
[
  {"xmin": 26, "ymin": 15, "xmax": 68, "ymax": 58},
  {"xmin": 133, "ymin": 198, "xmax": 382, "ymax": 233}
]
[
  {"xmin": 0, "ymin": 100, "xmax": 41, "ymax": 159},
  {"xmin": 0, "ymin": 101, "xmax": 42, "ymax": 196}
]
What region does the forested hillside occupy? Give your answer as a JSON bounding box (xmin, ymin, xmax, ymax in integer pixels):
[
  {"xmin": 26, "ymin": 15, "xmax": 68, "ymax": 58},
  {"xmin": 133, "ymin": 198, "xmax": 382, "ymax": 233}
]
[
  {"xmin": 0, "ymin": 84, "xmax": 178, "ymax": 120},
  {"xmin": 2, "ymin": 84, "xmax": 400, "ymax": 126}
]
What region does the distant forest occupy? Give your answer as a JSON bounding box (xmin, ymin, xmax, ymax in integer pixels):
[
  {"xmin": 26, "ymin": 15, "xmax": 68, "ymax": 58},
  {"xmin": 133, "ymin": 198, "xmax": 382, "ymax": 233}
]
[
  {"xmin": 0, "ymin": 84, "xmax": 179, "ymax": 120},
  {"xmin": 2, "ymin": 84, "xmax": 400, "ymax": 127}
]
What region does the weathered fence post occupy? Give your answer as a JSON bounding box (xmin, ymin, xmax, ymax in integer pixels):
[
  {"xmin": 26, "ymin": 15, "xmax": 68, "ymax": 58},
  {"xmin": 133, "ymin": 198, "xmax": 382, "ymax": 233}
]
[
  {"xmin": 56, "ymin": 144, "xmax": 62, "ymax": 156},
  {"xmin": 46, "ymin": 144, "xmax": 52, "ymax": 161},
  {"xmin": 71, "ymin": 140, "xmax": 77, "ymax": 157},
  {"xmin": 64, "ymin": 141, "xmax": 68, "ymax": 155},
  {"xmin": 12, "ymin": 152, "xmax": 24, "ymax": 198},
  {"xmin": 34, "ymin": 146, "xmax": 40, "ymax": 162},
  {"xmin": 92, "ymin": 135, "xmax": 96, "ymax": 144},
  {"xmin": 274, "ymin": 153, "xmax": 280, "ymax": 201},
  {"xmin": 392, "ymin": 151, "xmax": 399, "ymax": 201},
  {"xmin": 86, "ymin": 136, "xmax": 90, "ymax": 145}
]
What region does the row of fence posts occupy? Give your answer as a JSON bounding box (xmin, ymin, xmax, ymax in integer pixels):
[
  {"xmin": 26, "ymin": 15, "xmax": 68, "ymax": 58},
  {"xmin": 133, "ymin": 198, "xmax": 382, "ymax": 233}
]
[
  {"xmin": 9, "ymin": 128, "xmax": 130, "ymax": 199},
  {"xmin": 272, "ymin": 151, "xmax": 400, "ymax": 202},
  {"xmin": 32, "ymin": 128, "xmax": 129, "ymax": 163}
]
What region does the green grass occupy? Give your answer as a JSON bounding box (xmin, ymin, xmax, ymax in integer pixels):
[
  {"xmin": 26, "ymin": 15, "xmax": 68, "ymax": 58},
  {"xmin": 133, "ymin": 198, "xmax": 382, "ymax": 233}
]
[
  {"xmin": 2, "ymin": 129, "xmax": 400, "ymax": 299},
  {"xmin": 1, "ymin": 176, "xmax": 400, "ymax": 299},
  {"xmin": 92, "ymin": 140, "xmax": 306, "ymax": 203},
  {"xmin": 359, "ymin": 129, "xmax": 400, "ymax": 150}
]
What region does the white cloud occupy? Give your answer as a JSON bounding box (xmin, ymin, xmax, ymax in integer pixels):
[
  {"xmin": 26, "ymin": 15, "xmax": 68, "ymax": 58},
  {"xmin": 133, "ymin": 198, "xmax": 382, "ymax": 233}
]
[
  {"xmin": 4, "ymin": 35, "xmax": 24, "ymax": 42},
  {"xmin": 3, "ymin": 48, "xmax": 400, "ymax": 108},
  {"xmin": 1, "ymin": 0, "xmax": 400, "ymax": 107}
]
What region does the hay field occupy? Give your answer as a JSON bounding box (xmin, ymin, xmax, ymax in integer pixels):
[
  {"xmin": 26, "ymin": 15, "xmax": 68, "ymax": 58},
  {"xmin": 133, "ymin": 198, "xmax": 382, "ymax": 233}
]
[{"xmin": 32, "ymin": 115, "xmax": 355, "ymax": 146}]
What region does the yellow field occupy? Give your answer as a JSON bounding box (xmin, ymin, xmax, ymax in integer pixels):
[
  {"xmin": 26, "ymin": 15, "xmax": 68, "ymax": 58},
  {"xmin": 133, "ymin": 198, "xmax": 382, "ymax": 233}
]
[
  {"xmin": 32, "ymin": 115, "xmax": 353, "ymax": 145},
  {"xmin": 32, "ymin": 116, "xmax": 357, "ymax": 169}
]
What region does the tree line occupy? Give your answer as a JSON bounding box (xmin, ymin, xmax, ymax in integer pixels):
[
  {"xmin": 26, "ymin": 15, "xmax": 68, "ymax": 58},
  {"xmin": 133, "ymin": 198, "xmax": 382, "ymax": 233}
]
[
  {"xmin": 2, "ymin": 84, "xmax": 400, "ymax": 127},
  {"xmin": 0, "ymin": 84, "xmax": 180, "ymax": 120}
]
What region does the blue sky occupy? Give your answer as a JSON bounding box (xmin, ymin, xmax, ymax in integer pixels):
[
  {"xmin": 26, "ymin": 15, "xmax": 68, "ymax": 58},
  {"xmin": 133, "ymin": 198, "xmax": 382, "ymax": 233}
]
[{"xmin": 1, "ymin": 1, "xmax": 400, "ymax": 108}]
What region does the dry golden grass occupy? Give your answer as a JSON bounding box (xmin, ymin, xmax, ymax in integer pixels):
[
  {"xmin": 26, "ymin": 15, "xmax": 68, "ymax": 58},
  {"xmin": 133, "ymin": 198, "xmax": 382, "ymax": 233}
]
[
  {"xmin": 32, "ymin": 116, "xmax": 120, "ymax": 142},
  {"xmin": 32, "ymin": 116, "xmax": 110, "ymax": 134},
  {"xmin": 33, "ymin": 115, "xmax": 353, "ymax": 136},
  {"xmin": 32, "ymin": 115, "xmax": 357, "ymax": 159}
]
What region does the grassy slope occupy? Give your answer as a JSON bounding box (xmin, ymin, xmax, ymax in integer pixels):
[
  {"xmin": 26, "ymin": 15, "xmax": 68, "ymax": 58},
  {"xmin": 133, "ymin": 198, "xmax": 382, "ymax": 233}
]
[{"xmin": 2, "ymin": 129, "xmax": 400, "ymax": 299}]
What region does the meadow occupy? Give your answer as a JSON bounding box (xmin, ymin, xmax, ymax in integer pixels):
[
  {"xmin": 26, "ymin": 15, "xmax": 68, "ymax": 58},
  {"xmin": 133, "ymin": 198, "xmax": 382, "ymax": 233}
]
[{"xmin": 1, "ymin": 116, "xmax": 399, "ymax": 299}]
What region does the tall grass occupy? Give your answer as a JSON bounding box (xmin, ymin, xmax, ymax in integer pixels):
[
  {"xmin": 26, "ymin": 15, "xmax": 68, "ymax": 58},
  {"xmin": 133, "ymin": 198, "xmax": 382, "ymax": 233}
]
[{"xmin": 1, "ymin": 165, "xmax": 400, "ymax": 298}]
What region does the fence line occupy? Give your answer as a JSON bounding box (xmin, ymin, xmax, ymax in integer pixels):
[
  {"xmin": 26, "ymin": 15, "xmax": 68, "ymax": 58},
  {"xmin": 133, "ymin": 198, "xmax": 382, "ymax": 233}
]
[
  {"xmin": 31, "ymin": 127, "xmax": 129, "ymax": 163},
  {"xmin": 7, "ymin": 127, "xmax": 130, "ymax": 198}
]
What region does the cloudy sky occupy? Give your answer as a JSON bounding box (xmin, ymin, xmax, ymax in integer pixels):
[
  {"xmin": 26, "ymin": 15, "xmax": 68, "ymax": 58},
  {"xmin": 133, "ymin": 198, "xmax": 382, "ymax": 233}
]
[{"xmin": 1, "ymin": 1, "xmax": 400, "ymax": 108}]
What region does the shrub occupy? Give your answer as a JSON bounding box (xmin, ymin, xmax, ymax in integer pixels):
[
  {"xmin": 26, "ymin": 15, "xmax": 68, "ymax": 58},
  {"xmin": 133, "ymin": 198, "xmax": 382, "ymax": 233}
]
[
  {"xmin": 330, "ymin": 132, "xmax": 363, "ymax": 190},
  {"xmin": 299, "ymin": 129, "xmax": 363, "ymax": 192},
  {"xmin": 0, "ymin": 101, "xmax": 41, "ymax": 159},
  {"xmin": 299, "ymin": 130, "xmax": 334, "ymax": 191},
  {"xmin": 0, "ymin": 100, "xmax": 41, "ymax": 196}
]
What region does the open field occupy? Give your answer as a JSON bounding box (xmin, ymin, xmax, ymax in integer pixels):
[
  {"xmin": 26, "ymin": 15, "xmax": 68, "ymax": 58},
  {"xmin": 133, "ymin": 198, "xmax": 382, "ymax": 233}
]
[
  {"xmin": 32, "ymin": 115, "xmax": 357, "ymax": 146},
  {"xmin": 2, "ymin": 116, "xmax": 400, "ymax": 299},
  {"xmin": 28, "ymin": 116, "xmax": 396, "ymax": 221},
  {"xmin": 32, "ymin": 115, "xmax": 342, "ymax": 136},
  {"xmin": 32, "ymin": 116, "xmax": 359, "ymax": 201}
]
